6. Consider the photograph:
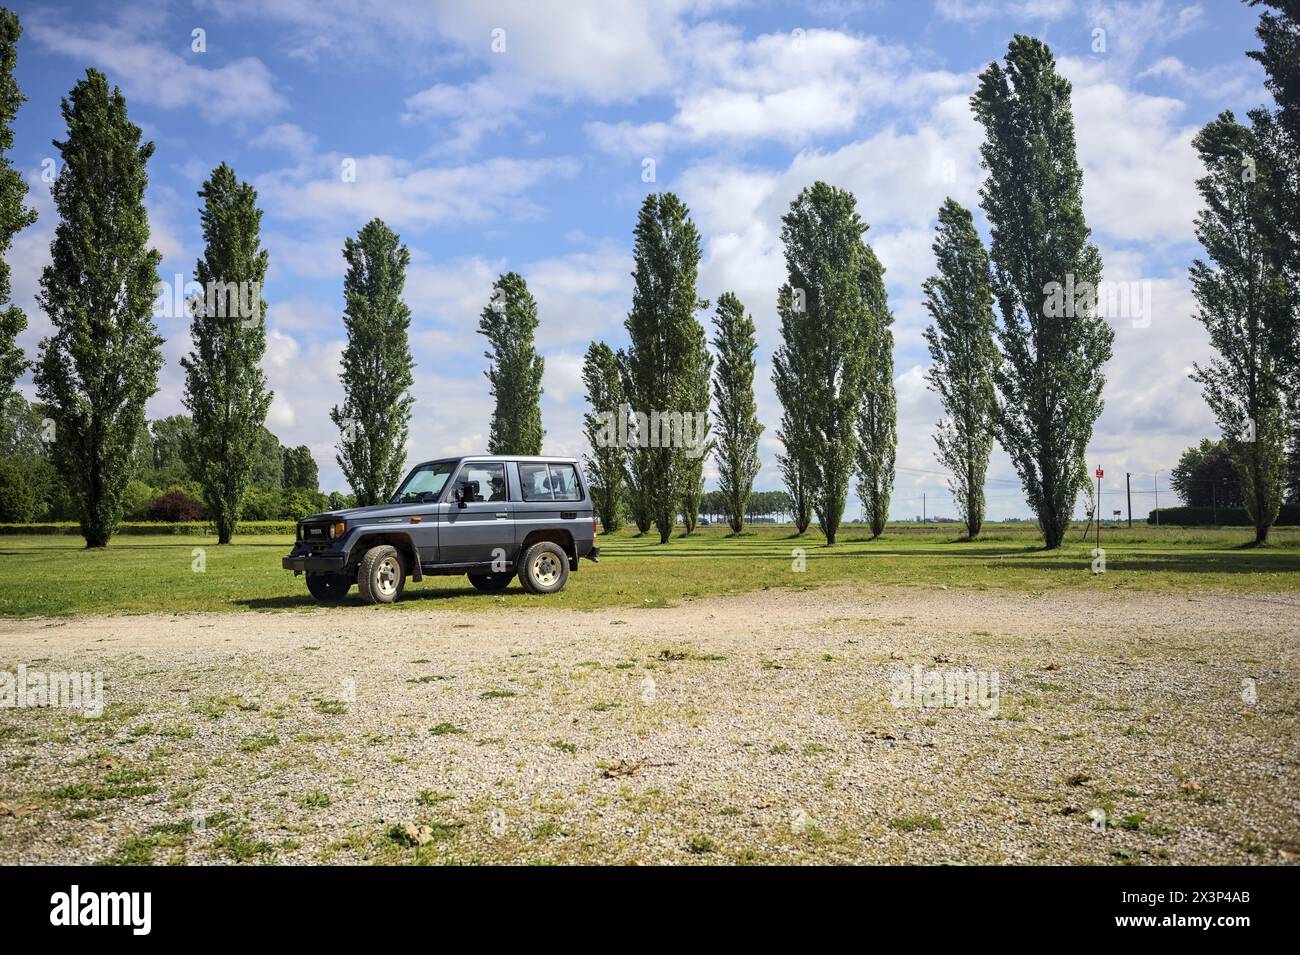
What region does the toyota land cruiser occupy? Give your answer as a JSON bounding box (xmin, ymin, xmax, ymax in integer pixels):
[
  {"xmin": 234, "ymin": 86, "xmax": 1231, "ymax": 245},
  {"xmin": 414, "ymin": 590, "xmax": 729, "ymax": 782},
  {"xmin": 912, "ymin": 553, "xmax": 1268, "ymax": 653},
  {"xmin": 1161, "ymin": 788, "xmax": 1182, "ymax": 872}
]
[{"xmin": 282, "ymin": 455, "xmax": 600, "ymax": 604}]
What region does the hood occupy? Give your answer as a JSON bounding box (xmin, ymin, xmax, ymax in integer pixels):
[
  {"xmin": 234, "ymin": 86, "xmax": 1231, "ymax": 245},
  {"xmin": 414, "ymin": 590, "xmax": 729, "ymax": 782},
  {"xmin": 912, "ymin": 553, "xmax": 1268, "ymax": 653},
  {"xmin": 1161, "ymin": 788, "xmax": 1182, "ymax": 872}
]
[{"xmin": 299, "ymin": 501, "xmax": 426, "ymax": 523}]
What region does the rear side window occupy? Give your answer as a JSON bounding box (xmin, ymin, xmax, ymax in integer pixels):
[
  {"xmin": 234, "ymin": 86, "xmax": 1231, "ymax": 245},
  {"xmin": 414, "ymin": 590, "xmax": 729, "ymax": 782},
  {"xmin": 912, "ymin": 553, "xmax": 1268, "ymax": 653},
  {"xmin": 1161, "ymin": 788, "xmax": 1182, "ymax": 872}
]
[{"xmin": 520, "ymin": 463, "xmax": 582, "ymax": 502}]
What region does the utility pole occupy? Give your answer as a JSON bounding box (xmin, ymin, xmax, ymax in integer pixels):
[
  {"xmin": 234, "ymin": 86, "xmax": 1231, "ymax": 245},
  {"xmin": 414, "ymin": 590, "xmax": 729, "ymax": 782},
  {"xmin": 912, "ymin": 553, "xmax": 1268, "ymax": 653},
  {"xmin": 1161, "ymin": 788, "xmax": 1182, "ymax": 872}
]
[
  {"xmin": 1095, "ymin": 467, "xmax": 1103, "ymax": 549},
  {"xmin": 923, "ymin": 492, "xmax": 926, "ymax": 523},
  {"xmin": 1126, "ymin": 472, "xmax": 1132, "ymax": 528},
  {"xmin": 1154, "ymin": 470, "xmax": 1161, "ymax": 527}
]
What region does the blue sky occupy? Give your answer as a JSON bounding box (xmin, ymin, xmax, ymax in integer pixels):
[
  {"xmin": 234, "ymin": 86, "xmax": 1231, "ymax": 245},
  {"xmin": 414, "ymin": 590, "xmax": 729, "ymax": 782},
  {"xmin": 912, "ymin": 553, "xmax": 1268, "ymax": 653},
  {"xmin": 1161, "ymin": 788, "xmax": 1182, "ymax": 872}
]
[{"xmin": 5, "ymin": 0, "xmax": 1272, "ymax": 518}]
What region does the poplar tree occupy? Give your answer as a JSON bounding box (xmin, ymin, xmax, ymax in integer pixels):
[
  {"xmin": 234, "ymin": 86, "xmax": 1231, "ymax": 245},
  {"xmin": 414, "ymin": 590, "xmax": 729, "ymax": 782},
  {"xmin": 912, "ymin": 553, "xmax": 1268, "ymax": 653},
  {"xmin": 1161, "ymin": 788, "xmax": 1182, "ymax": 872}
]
[
  {"xmin": 581, "ymin": 340, "xmax": 624, "ymax": 532},
  {"xmin": 617, "ymin": 347, "xmax": 652, "ymax": 534},
  {"xmin": 855, "ymin": 244, "xmax": 896, "ymax": 539},
  {"xmin": 679, "ymin": 318, "xmax": 712, "ymax": 534},
  {"xmin": 479, "ymin": 271, "xmax": 544, "ymax": 455},
  {"xmin": 180, "ymin": 164, "xmax": 272, "ymax": 544},
  {"xmin": 0, "ymin": 8, "xmax": 35, "ymax": 414},
  {"xmin": 771, "ymin": 182, "xmax": 874, "ymax": 545},
  {"xmin": 921, "ymin": 198, "xmax": 999, "ymax": 540},
  {"xmin": 623, "ymin": 192, "xmax": 706, "ymax": 543},
  {"xmin": 711, "ymin": 292, "xmax": 762, "ymax": 534},
  {"xmin": 34, "ymin": 70, "xmax": 163, "ymax": 547},
  {"xmin": 1189, "ymin": 112, "xmax": 1291, "ymax": 544},
  {"xmin": 971, "ymin": 36, "xmax": 1113, "ymax": 549},
  {"xmin": 329, "ymin": 219, "xmax": 415, "ymax": 505}
]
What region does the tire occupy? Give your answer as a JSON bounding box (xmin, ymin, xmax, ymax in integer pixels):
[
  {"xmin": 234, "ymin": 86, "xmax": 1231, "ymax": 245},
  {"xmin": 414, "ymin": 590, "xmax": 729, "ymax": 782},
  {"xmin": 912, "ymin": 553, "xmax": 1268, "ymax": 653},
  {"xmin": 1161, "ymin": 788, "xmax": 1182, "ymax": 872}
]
[
  {"xmin": 357, "ymin": 545, "xmax": 406, "ymax": 605},
  {"xmin": 518, "ymin": 541, "xmax": 569, "ymax": 595},
  {"xmin": 468, "ymin": 572, "xmax": 513, "ymax": 593},
  {"xmin": 306, "ymin": 572, "xmax": 350, "ymax": 603}
]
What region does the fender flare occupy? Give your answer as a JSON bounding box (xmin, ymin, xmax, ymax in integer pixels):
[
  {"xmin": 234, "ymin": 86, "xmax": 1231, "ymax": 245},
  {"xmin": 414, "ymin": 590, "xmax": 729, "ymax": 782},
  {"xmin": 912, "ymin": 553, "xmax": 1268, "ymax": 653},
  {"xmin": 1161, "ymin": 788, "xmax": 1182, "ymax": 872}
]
[{"xmin": 346, "ymin": 530, "xmax": 424, "ymax": 582}]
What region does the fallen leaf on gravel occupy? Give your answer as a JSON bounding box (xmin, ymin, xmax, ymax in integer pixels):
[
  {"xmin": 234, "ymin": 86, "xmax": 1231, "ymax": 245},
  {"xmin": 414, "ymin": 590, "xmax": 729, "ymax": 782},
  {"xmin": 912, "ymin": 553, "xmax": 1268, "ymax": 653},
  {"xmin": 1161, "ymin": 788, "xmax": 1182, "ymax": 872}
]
[
  {"xmin": 1066, "ymin": 773, "xmax": 1090, "ymax": 786},
  {"xmin": 1279, "ymin": 849, "xmax": 1298, "ymax": 864},
  {"xmin": 1179, "ymin": 781, "xmax": 1201, "ymax": 794},
  {"xmin": 603, "ymin": 759, "xmax": 641, "ymax": 778},
  {"xmin": 753, "ymin": 801, "xmax": 771, "ymax": 809},
  {"xmin": 933, "ymin": 654, "xmax": 952, "ymax": 663},
  {"xmin": 1043, "ymin": 662, "xmax": 1060, "ymax": 671},
  {"xmin": 0, "ymin": 803, "xmax": 39, "ymax": 817}
]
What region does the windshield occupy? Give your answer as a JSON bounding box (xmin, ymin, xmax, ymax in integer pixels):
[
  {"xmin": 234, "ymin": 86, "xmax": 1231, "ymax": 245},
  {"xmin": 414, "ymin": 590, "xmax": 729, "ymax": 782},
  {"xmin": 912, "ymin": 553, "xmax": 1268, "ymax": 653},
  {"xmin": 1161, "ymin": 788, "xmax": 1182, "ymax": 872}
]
[{"xmin": 391, "ymin": 461, "xmax": 455, "ymax": 503}]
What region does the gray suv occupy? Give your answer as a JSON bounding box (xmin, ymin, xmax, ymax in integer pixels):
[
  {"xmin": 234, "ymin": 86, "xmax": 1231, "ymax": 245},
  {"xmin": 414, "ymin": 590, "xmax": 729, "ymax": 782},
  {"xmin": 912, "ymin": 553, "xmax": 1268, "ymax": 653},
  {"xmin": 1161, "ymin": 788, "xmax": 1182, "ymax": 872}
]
[{"xmin": 282, "ymin": 455, "xmax": 600, "ymax": 604}]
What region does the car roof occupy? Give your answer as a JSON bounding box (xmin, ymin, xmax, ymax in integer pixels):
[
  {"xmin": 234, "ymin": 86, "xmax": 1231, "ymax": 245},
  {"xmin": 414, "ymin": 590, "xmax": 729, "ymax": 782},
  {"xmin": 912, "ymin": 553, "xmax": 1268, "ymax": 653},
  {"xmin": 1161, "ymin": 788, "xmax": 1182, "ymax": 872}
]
[{"xmin": 412, "ymin": 454, "xmax": 580, "ymax": 468}]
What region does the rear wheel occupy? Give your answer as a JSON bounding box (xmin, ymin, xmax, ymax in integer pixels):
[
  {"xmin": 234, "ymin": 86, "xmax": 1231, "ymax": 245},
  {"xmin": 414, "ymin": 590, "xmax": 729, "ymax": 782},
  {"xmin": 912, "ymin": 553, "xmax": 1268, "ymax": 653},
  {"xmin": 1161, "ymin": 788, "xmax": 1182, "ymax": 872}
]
[
  {"xmin": 468, "ymin": 572, "xmax": 513, "ymax": 593},
  {"xmin": 518, "ymin": 541, "xmax": 569, "ymax": 595},
  {"xmin": 306, "ymin": 572, "xmax": 350, "ymax": 603},
  {"xmin": 357, "ymin": 545, "xmax": 406, "ymax": 605}
]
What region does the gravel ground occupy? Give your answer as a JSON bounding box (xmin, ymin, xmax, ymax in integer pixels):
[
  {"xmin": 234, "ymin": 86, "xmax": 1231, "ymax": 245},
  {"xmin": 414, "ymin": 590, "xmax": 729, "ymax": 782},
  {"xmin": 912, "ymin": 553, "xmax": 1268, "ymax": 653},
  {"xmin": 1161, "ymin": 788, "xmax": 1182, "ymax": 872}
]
[{"xmin": 1, "ymin": 586, "xmax": 1297, "ymax": 865}]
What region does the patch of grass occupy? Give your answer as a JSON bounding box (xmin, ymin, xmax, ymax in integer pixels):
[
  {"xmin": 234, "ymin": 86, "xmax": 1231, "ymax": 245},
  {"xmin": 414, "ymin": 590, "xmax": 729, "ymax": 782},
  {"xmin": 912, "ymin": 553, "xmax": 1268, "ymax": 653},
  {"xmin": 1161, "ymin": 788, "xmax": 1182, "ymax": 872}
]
[
  {"xmin": 430, "ymin": 722, "xmax": 466, "ymax": 736},
  {"xmin": 549, "ymin": 739, "xmax": 578, "ymax": 754},
  {"xmin": 686, "ymin": 835, "xmax": 716, "ymax": 854},
  {"xmin": 316, "ymin": 700, "xmax": 347, "ymax": 715},
  {"xmin": 214, "ymin": 825, "xmax": 275, "ymax": 862},
  {"xmin": 299, "ymin": 790, "xmax": 332, "ymax": 809},
  {"xmin": 889, "ymin": 814, "xmax": 944, "ymax": 832},
  {"xmin": 416, "ymin": 789, "xmax": 453, "ymax": 806},
  {"xmin": 237, "ymin": 734, "xmax": 279, "ymax": 753},
  {"xmin": 480, "ymin": 689, "xmax": 516, "ymax": 699}
]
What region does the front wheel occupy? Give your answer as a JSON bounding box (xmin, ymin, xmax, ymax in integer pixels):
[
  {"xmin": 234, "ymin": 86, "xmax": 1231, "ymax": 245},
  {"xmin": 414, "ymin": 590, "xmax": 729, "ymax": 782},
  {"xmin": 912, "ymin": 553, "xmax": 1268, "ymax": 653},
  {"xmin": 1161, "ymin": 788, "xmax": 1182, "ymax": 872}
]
[
  {"xmin": 468, "ymin": 572, "xmax": 513, "ymax": 593},
  {"xmin": 306, "ymin": 572, "xmax": 351, "ymax": 603},
  {"xmin": 357, "ymin": 545, "xmax": 406, "ymax": 605},
  {"xmin": 518, "ymin": 541, "xmax": 569, "ymax": 595}
]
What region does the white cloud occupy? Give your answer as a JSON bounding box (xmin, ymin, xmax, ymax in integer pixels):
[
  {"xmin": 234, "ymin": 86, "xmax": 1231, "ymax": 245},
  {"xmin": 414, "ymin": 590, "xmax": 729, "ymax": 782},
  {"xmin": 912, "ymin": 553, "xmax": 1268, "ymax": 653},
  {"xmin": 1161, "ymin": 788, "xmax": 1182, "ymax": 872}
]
[
  {"xmin": 935, "ymin": 0, "xmax": 1077, "ymax": 24},
  {"xmin": 27, "ymin": 17, "xmax": 286, "ymax": 125},
  {"xmin": 251, "ymin": 123, "xmax": 319, "ymax": 161},
  {"xmin": 256, "ymin": 154, "xmax": 580, "ymax": 231}
]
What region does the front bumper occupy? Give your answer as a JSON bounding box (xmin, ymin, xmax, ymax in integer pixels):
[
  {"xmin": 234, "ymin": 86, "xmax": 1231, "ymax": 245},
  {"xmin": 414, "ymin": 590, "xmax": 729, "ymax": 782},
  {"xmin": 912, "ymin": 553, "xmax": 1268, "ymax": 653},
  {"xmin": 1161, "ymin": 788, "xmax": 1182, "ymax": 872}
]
[{"xmin": 282, "ymin": 553, "xmax": 347, "ymax": 575}]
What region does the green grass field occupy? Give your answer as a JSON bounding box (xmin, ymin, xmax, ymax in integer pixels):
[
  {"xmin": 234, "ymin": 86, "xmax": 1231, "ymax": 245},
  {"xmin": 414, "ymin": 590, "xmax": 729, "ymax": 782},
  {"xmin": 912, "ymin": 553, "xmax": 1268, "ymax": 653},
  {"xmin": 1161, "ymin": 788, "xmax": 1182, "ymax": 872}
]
[{"xmin": 1, "ymin": 522, "xmax": 1296, "ymax": 617}]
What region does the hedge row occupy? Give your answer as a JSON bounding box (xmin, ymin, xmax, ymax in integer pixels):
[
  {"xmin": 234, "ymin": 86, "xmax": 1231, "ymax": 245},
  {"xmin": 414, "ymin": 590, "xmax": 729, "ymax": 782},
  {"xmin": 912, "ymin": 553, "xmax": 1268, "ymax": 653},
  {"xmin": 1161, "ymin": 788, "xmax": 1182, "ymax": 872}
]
[
  {"xmin": 1146, "ymin": 504, "xmax": 1300, "ymax": 526},
  {"xmin": 0, "ymin": 521, "xmax": 297, "ymax": 536}
]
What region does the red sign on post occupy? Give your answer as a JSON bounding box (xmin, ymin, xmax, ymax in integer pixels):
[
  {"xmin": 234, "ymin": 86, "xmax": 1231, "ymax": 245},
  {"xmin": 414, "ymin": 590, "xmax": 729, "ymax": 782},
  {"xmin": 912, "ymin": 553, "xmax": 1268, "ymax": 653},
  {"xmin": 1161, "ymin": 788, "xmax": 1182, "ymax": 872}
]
[{"xmin": 1095, "ymin": 468, "xmax": 1104, "ymax": 478}]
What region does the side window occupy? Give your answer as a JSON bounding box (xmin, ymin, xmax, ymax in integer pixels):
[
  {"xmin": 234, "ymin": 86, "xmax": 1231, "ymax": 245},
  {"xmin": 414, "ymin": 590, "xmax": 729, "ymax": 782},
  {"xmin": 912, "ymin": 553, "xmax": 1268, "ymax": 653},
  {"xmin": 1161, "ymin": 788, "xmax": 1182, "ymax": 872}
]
[
  {"xmin": 519, "ymin": 463, "xmax": 552, "ymax": 501},
  {"xmin": 520, "ymin": 463, "xmax": 582, "ymax": 502},
  {"xmin": 548, "ymin": 464, "xmax": 582, "ymax": 502},
  {"xmin": 455, "ymin": 463, "xmax": 507, "ymax": 503}
]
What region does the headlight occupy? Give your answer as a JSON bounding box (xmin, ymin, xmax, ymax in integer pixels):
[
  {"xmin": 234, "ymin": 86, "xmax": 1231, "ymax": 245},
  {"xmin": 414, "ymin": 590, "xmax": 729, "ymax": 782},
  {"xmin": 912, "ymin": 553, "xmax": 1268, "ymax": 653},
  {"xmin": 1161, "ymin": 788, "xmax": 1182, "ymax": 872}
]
[{"xmin": 329, "ymin": 521, "xmax": 346, "ymax": 539}]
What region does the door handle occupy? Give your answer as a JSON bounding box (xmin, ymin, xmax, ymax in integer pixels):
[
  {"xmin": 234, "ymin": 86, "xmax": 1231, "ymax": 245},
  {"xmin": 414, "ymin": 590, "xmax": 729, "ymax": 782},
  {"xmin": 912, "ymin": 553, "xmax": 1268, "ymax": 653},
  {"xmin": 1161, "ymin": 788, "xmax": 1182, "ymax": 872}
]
[{"xmin": 495, "ymin": 512, "xmax": 509, "ymax": 519}]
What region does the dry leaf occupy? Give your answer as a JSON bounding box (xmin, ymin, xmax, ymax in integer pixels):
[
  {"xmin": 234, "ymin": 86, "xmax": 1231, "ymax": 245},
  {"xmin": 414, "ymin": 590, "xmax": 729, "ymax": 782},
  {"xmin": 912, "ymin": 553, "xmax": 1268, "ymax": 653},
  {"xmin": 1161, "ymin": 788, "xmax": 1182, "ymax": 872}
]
[{"xmin": 602, "ymin": 759, "xmax": 641, "ymax": 779}]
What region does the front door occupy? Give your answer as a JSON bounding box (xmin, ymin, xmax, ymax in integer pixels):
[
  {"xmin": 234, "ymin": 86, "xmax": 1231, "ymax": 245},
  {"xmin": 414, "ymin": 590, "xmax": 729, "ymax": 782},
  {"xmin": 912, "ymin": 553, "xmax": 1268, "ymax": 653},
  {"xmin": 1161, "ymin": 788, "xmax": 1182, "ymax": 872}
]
[{"xmin": 439, "ymin": 461, "xmax": 513, "ymax": 565}]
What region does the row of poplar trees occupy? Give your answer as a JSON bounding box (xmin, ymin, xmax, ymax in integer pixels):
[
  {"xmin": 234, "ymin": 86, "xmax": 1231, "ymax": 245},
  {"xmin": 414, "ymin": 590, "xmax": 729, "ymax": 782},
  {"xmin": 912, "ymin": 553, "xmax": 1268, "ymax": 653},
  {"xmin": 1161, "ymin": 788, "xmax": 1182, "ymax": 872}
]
[
  {"xmin": 918, "ymin": 35, "xmax": 1113, "ymax": 549},
  {"xmin": 0, "ymin": 8, "xmax": 438, "ymax": 546},
  {"xmin": 0, "ymin": 5, "xmax": 280, "ymax": 548},
  {"xmin": 581, "ymin": 193, "xmax": 765, "ymax": 544},
  {"xmin": 922, "ymin": 13, "xmax": 1300, "ymax": 549}
]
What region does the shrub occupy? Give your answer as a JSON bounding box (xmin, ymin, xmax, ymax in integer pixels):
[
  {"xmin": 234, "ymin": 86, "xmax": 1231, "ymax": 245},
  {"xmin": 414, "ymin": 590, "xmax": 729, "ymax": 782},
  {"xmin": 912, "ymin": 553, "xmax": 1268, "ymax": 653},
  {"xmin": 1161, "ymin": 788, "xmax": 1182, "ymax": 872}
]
[
  {"xmin": 123, "ymin": 479, "xmax": 157, "ymax": 520},
  {"xmin": 147, "ymin": 489, "xmax": 204, "ymax": 522},
  {"xmin": 0, "ymin": 459, "xmax": 36, "ymax": 523},
  {"xmin": 1148, "ymin": 504, "xmax": 1300, "ymax": 527}
]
